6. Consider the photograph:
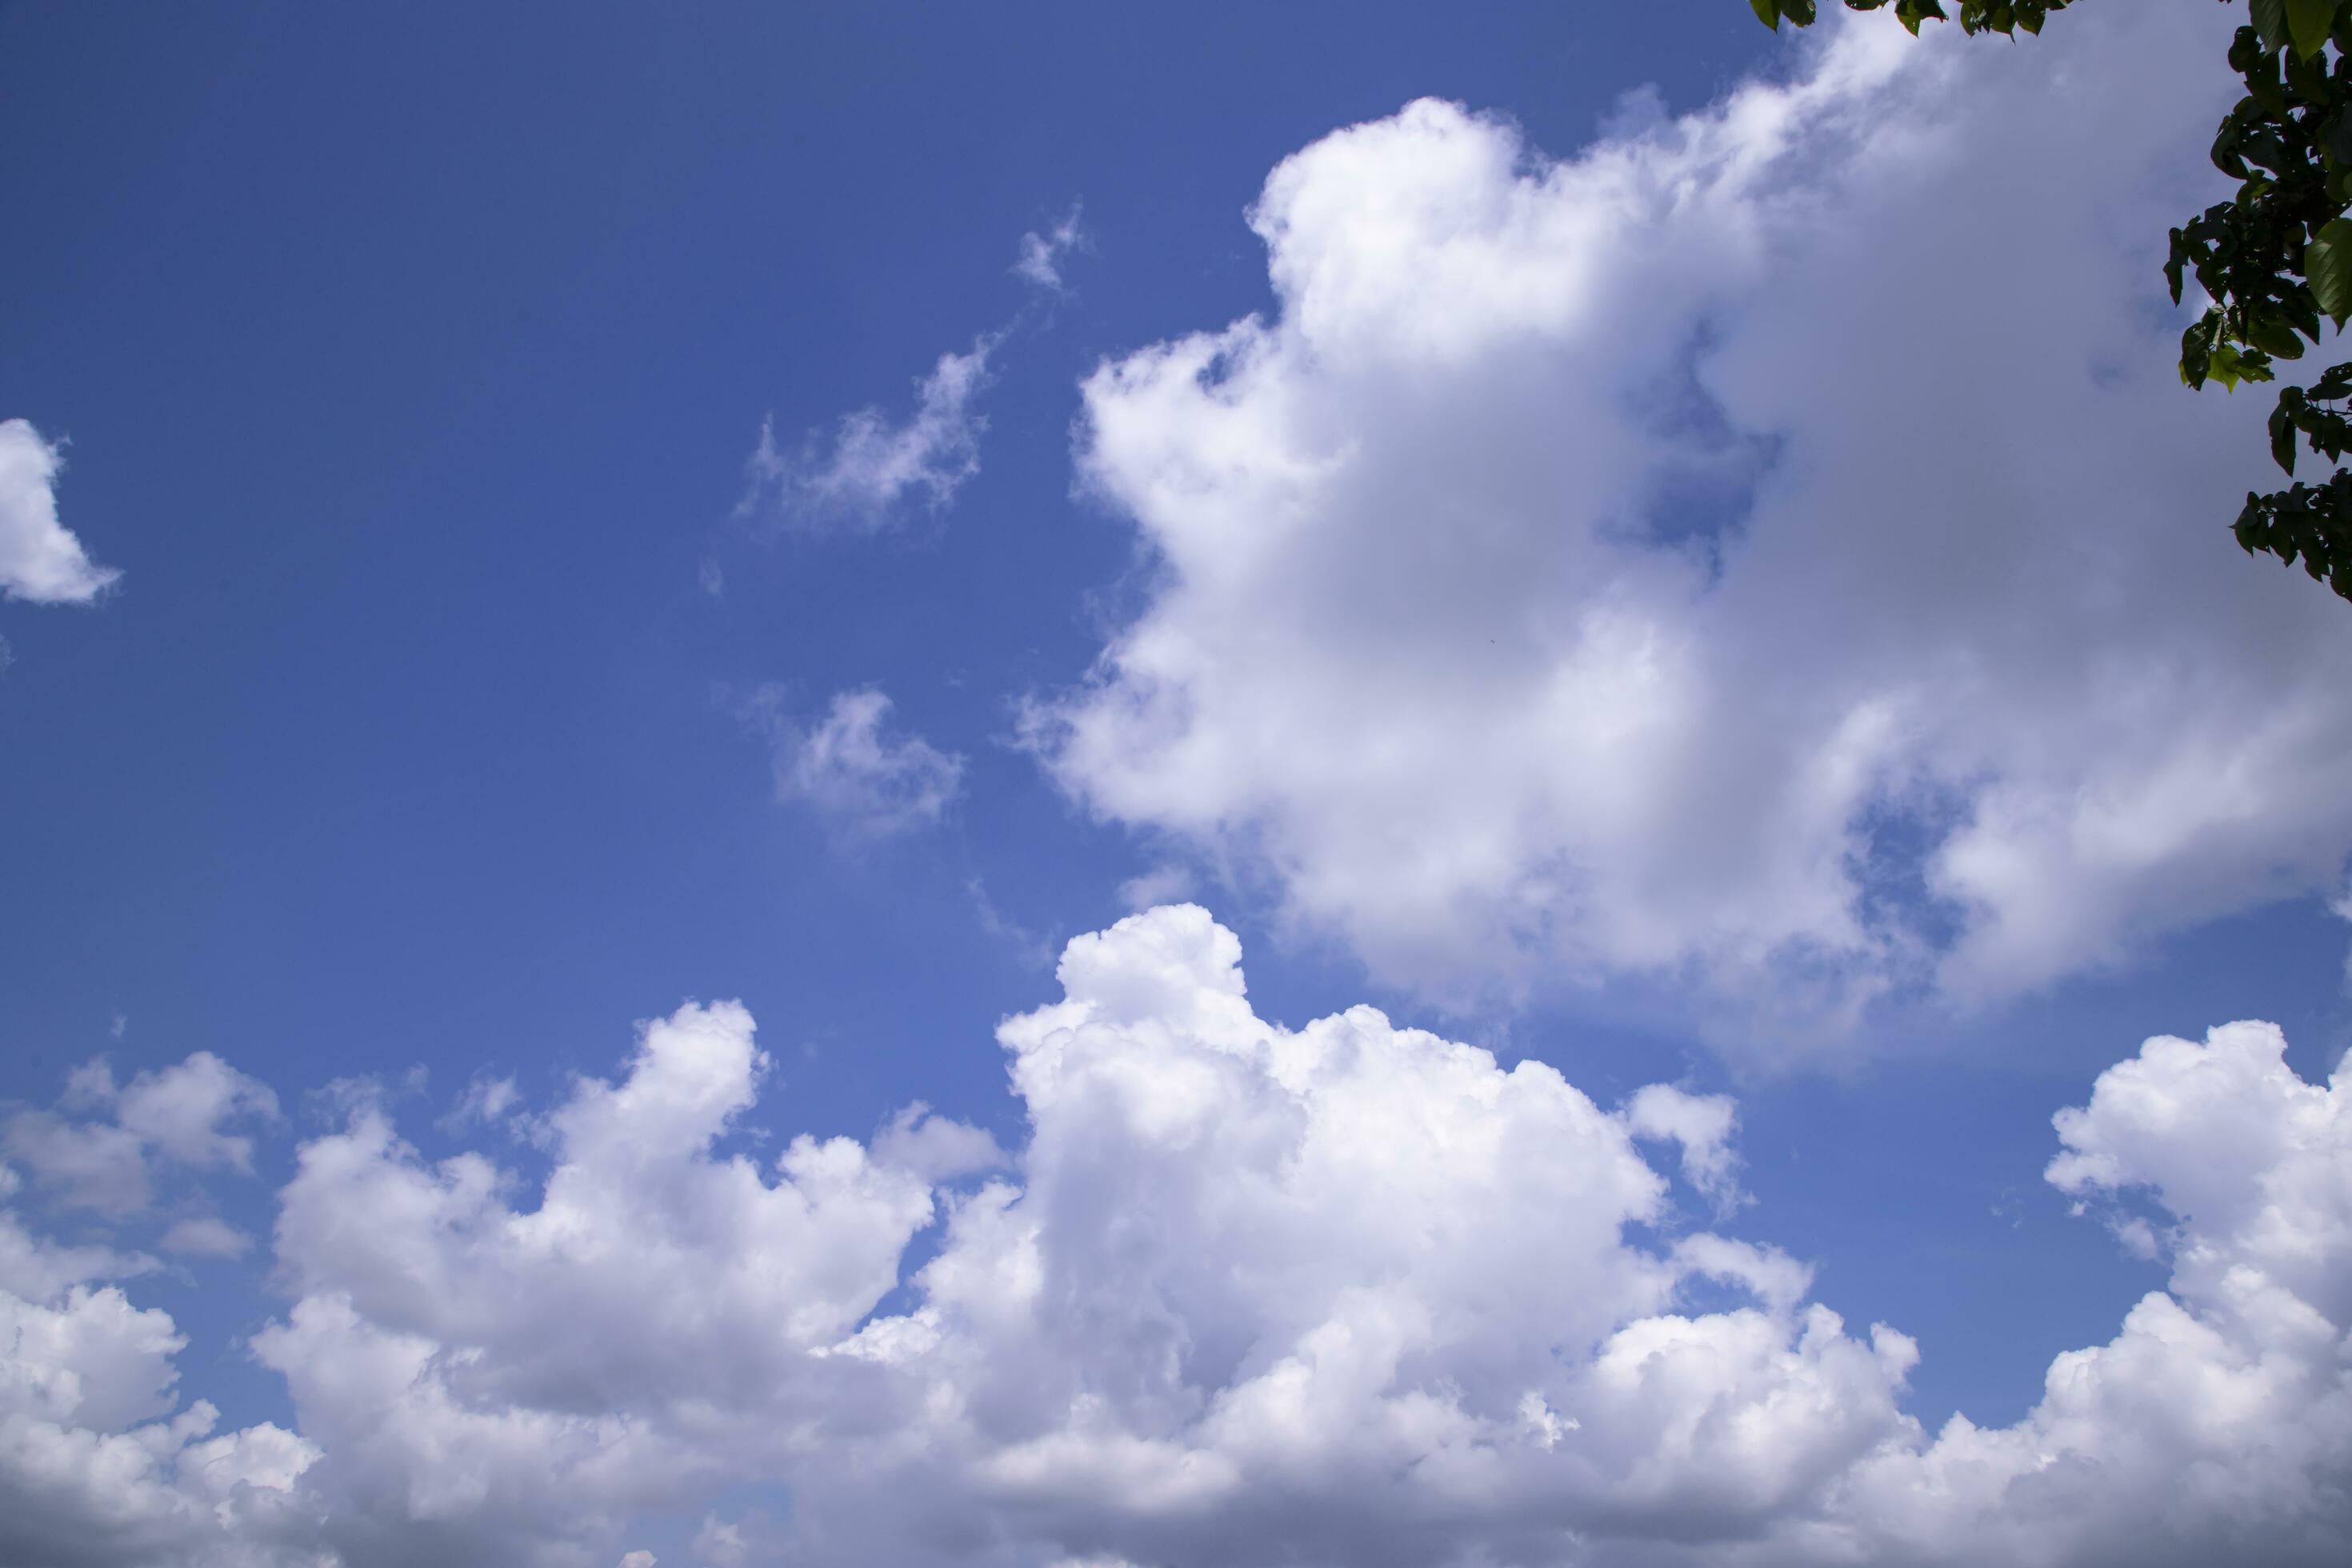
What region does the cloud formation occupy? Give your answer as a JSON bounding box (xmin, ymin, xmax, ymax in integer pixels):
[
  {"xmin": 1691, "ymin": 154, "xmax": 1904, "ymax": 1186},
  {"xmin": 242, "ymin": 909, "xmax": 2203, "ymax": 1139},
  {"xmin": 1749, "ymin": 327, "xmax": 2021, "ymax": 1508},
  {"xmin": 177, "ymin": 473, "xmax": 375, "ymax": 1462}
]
[
  {"xmin": 1015, "ymin": 206, "xmax": 1090, "ymax": 293},
  {"xmin": 3, "ymin": 907, "xmax": 2346, "ymax": 1565},
  {"xmin": 739, "ymin": 338, "xmax": 996, "ymax": 532},
  {"xmin": 0, "ymin": 418, "xmax": 118, "ymax": 605},
  {"xmin": 1026, "ymin": 7, "xmax": 2352, "ymax": 1040},
  {"xmin": 734, "ymin": 206, "xmax": 1085, "ymax": 538},
  {"xmin": 0, "ymin": 1113, "xmax": 316, "ymax": 1566},
  {"xmin": 4, "ymin": 1053, "xmax": 279, "ymax": 1215},
  {"xmin": 738, "ymin": 685, "xmax": 966, "ymax": 838}
]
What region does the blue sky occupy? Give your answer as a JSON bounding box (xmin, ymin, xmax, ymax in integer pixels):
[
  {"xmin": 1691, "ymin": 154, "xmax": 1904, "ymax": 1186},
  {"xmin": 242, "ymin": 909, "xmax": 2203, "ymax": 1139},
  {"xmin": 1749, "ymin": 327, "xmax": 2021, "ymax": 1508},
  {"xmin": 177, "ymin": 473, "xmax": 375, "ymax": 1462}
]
[{"xmin": 6, "ymin": 4, "xmax": 2352, "ymax": 1566}]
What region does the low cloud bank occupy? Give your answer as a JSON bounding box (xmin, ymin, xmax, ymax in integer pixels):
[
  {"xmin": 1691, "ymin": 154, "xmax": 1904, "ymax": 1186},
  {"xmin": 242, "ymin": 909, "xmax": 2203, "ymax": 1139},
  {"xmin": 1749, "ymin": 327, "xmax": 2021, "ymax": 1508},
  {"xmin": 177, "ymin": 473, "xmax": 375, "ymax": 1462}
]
[{"xmin": 2, "ymin": 906, "xmax": 2345, "ymax": 1566}]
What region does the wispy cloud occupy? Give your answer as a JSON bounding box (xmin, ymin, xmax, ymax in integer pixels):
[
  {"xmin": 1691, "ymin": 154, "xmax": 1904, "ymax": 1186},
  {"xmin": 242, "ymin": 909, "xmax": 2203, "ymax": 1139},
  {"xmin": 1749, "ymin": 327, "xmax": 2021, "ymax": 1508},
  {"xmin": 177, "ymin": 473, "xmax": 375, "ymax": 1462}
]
[
  {"xmin": 731, "ymin": 206, "xmax": 1086, "ymax": 542},
  {"xmin": 737, "ymin": 337, "xmax": 997, "ymax": 534},
  {"xmin": 966, "ymin": 875, "xmax": 1058, "ymax": 967},
  {"xmin": 737, "ymin": 685, "xmax": 965, "ymax": 838},
  {"xmin": 1014, "ymin": 202, "xmax": 1089, "ymax": 292}
]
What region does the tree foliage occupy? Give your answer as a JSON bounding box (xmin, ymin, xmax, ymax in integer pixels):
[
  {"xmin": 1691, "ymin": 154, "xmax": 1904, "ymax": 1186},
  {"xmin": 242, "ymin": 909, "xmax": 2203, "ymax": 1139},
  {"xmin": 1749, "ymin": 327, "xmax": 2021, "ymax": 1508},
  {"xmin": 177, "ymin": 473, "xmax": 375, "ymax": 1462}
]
[{"xmin": 1754, "ymin": 0, "xmax": 2352, "ymax": 603}]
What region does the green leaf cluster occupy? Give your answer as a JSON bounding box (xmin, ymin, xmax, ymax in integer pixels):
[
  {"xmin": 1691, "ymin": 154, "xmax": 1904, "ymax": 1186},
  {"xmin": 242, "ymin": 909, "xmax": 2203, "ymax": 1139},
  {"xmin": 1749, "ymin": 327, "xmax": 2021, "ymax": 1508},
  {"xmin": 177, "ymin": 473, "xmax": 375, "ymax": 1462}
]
[
  {"xmin": 1755, "ymin": 0, "xmax": 2352, "ymax": 603},
  {"xmin": 1750, "ymin": 1, "xmax": 2070, "ymax": 36}
]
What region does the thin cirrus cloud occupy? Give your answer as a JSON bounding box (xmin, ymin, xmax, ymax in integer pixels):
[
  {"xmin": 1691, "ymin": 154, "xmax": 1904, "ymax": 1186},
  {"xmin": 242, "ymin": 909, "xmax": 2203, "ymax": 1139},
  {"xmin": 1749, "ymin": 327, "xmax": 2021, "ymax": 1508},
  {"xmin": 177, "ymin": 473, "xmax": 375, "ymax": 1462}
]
[
  {"xmin": 737, "ymin": 213, "xmax": 1088, "ymax": 535},
  {"xmin": 1022, "ymin": 5, "xmax": 2352, "ymax": 1046},
  {"xmin": 0, "ymin": 906, "xmax": 2346, "ymax": 1565},
  {"xmin": 0, "ymin": 418, "xmax": 119, "ymax": 606}
]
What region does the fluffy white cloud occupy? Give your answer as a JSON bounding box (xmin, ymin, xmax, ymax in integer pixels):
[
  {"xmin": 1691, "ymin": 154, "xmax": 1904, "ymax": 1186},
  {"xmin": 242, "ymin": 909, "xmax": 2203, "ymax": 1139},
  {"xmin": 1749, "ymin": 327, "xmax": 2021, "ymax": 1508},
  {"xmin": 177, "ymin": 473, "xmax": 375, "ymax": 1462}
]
[
  {"xmin": 1622, "ymin": 1082, "xmax": 1745, "ymax": 1215},
  {"xmin": 740, "ymin": 685, "xmax": 966, "ymax": 838},
  {"xmin": 1026, "ymin": 7, "xmax": 2352, "ymax": 1041},
  {"xmin": 1810, "ymin": 1017, "xmax": 2352, "ymax": 1567},
  {"xmin": 0, "ymin": 907, "xmax": 2290, "ymax": 1566},
  {"xmin": 247, "ymin": 998, "xmax": 944, "ymax": 1566},
  {"xmin": 0, "ymin": 418, "xmax": 118, "ymax": 605},
  {"xmin": 740, "ymin": 338, "xmax": 995, "ymax": 530},
  {"xmin": 783, "ymin": 906, "xmax": 1909, "ymax": 1566},
  {"xmin": 4, "ymin": 1054, "xmax": 279, "ymax": 1215},
  {"xmin": 0, "ymin": 1190, "xmax": 318, "ymax": 1567},
  {"xmin": 0, "ymin": 1063, "xmax": 312, "ymax": 1563}
]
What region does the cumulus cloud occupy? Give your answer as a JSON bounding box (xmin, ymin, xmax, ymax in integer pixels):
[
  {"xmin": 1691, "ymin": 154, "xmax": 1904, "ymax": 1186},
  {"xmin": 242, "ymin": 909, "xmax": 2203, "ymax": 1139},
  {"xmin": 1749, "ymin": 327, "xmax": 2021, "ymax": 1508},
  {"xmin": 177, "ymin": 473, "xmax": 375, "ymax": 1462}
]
[
  {"xmin": 251, "ymin": 997, "xmax": 939, "ymax": 1566},
  {"xmin": 1622, "ymin": 1082, "xmax": 1745, "ymax": 1215},
  {"xmin": 0, "ymin": 1183, "xmax": 318, "ymax": 1566},
  {"xmin": 1015, "ymin": 205, "xmax": 1090, "ymax": 292},
  {"xmin": 0, "ymin": 908, "xmax": 2336, "ymax": 1564},
  {"xmin": 1811, "ymin": 1018, "xmax": 2352, "ymax": 1567},
  {"xmin": 0, "ymin": 418, "xmax": 118, "ymax": 605},
  {"xmin": 4, "ymin": 1054, "xmax": 279, "ymax": 1215},
  {"xmin": 739, "ymin": 685, "xmax": 966, "ymax": 838},
  {"xmin": 1024, "ymin": 6, "xmax": 2352, "ymax": 1042},
  {"xmin": 738, "ymin": 338, "xmax": 995, "ymax": 532}
]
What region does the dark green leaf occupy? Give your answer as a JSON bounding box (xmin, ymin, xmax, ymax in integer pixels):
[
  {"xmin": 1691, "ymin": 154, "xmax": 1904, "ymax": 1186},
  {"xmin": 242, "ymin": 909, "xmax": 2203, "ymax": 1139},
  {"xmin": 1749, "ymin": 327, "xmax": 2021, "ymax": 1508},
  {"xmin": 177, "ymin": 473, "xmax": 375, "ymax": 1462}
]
[
  {"xmin": 2328, "ymin": 113, "xmax": 2352, "ymax": 168},
  {"xmin": 2307, "ymin": 217, "xmax": 2352, "ymax": 326},
  {"xmin": 2253, "ymin": 314, "xmax": 2308, "ymax": 358}
]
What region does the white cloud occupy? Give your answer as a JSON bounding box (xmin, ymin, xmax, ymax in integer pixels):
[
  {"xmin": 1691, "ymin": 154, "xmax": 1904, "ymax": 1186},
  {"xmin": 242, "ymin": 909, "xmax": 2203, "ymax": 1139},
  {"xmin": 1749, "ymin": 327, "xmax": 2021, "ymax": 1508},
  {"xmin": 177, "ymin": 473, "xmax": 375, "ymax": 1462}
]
[
  {"xmin": 249, "ymin": 998, "xmax": 938, "ymax": 1566},
  {"xmin": 870, "ymin": 1102, "xmax": 1007, "ymax": 1183},
  {"xmin": 158, "ymin": 1218, "xmax": 254, "ymax": 1260},
  {"xmin": 739, "ymin": 338, "xmax": 995, "ymax": 532},
  {"xmin": 439, "ymin": 1074, "xmax": 520, "ymax": 1131},
  {"xmin": 786, "ymin": 906, "xmax": 1912, "ymax": 1562},
  {"xmin": 1, "ymin": 1114, "xmax": 150, "ymax": 1214},
  {"xmin": 1015, "ymin": 205, "xmax": 1090, "ymax": 292},
  {"xmin": 0, "ymin": 1187, "xmax": 318, "ymax": 1567},
  {"xmin": 1810, "ymin": 1018, "xmax": 2352, "ymax": 1567},
  {"xmin": 1114, "ymin": 862, "xmax": 1196, "ymax": 912},
  {"xmin": 0, "ymin": 907, "xmax": 2303, "ymax": 1564},
  {"xmin": 1025, "ymin": 6, "xmax": 2352, "ymax": 1044},
  {"xmin": 690, "ymin": 1512, "xmax": 756, "ymax": 1566},
  {"xmin": 4, "ymin": 1054, "xmax": 278, "ymax": 1215},
  {"xmin": 740, "ymin": 685, "xmax": 965, "ymax": 838},
  {"xmin": 0, "ymin": 419, "xmax": 118, "ymax": 605},
  {"xmin": 110, "ymin": 1054, "xmax": 279, "ymax": 1172},
  {"xmin": 1622, "ymin": 1082, "xmax": 1746, "ymax": 1215}
]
